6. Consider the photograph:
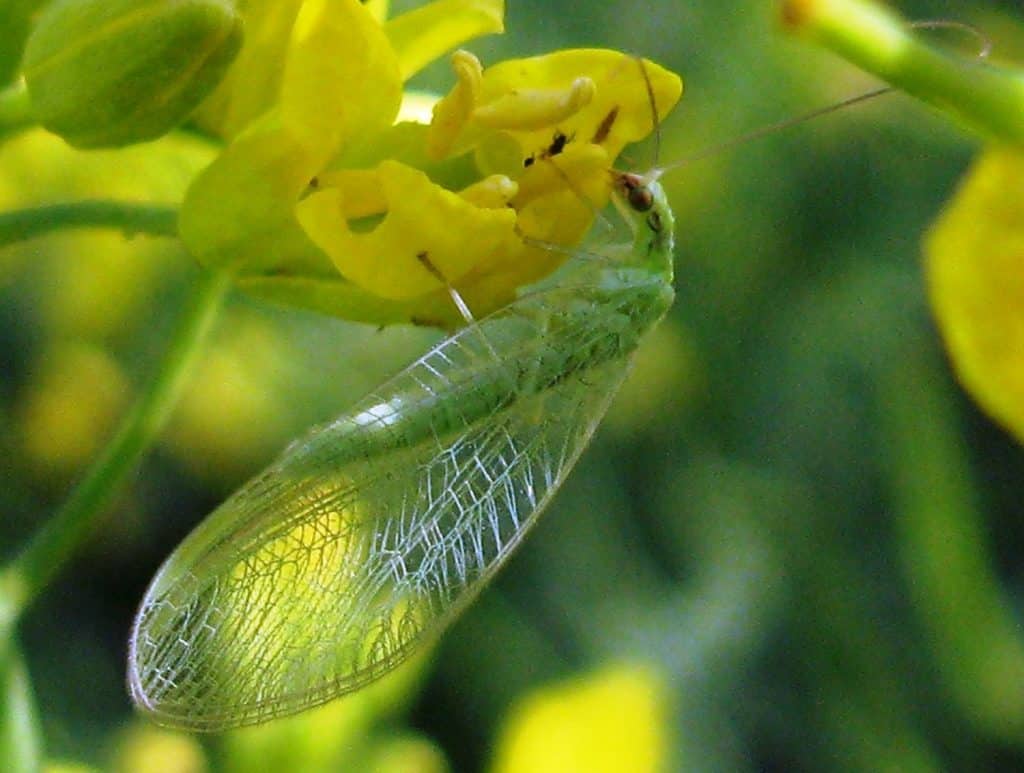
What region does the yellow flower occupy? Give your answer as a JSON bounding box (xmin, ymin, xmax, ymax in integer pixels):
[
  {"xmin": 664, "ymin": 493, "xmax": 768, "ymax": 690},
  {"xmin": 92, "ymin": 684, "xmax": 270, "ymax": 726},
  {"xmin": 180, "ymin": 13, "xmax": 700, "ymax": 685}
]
[
  {"xmin": 178, "ymin": 0, "xmax": 682, "ymax": 327},
  {"xmin": 111, "ymin": 724, "xmax": 207, "ymax": 773},
  {"xmin": 490, "ymin": 663, "xmax": 670, "ymax": 773},
  {"xmin": 296, "ymin": 160, "xmax": 519, "ymax": 301},
  {"xmin": 291, "ymin": 48, "xmax": 680, "ymax": 325},
  {"xmin": 925, "ymin": 147, "xmax": 1024, "ymax": 441},
  {"xmin": 180, "ymin": 0, "xmax": 503, "ymax": 278}
]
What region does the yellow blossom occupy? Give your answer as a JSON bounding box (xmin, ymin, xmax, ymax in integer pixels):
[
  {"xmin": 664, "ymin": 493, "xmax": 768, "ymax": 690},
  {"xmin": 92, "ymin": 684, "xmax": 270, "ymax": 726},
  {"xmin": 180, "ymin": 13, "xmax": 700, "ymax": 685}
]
[
  {"xmin": 297, "ymin": 160, "xmax": 519, "ymax": 300},
  {"xmin": 111, "ymin": 724, "xmax": 207, "ymax": 773},
  {"xmin": 490, "ymin": 664, "xmax": 670, "ymax": 773},
  {"xmin": 178, "ymin": 0, "xmax": 682, "ymax": 327},
  {"xmin": 925, "ymin": 147, "xmax": 1024, "ymax": 442},
  {"xmin": 290, "ymin": 48, "xmax": 680, "ymax": 325}
]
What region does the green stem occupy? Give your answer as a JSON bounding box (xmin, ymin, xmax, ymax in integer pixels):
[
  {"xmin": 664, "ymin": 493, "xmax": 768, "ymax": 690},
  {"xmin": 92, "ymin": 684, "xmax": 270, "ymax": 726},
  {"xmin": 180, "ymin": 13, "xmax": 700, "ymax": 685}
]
[
  {"xmin": 781, "ymin": 0, "xmax": 1024, "ymax": 145},
  {"xmin": 878, "ymin": 349, "xmax": 1024, "ymax": 743},
  {"xmin": 0, "ymin": 267, "xmax": 233, "ymax": 621},
  {"xmin": 0, "ymin": 634, "xmax": 41, "ymax": 773},
  {"xmin": 0, "ymin": 200, "xmax": 179, "ymax": 248},
  {"xmin": 0, "ymin": 82, "xmax": 33, "ymax": 140}
]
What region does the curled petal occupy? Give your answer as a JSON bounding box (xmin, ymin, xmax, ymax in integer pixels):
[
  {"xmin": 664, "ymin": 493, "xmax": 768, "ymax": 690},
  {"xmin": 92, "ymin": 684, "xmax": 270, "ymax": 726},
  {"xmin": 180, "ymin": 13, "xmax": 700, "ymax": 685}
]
[{"xmin": 296, "ymin": 160, "xmax": 519, "ymax": 300}]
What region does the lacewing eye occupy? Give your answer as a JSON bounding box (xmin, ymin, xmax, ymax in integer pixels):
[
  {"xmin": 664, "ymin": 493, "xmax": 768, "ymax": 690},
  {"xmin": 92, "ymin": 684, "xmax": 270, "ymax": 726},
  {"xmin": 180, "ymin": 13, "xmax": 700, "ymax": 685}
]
[
  {"xmin": 628, "ymin": 184, "xmax": 654, "ymax": 212},
  {"xmin": 613, "ymin": 172, "xmax": 655, "ymax": 213}
]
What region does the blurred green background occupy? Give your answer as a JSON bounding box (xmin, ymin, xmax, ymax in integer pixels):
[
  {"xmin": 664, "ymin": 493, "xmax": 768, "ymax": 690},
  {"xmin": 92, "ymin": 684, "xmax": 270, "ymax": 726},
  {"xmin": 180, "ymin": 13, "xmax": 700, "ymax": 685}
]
[{"xmin": 3, "ymin": 0, "xmax": 1024, "ymax": 770}]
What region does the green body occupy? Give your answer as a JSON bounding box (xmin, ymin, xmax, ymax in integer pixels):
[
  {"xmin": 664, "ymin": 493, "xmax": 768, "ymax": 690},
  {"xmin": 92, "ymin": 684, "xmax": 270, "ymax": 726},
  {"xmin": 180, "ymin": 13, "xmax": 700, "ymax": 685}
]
[{"xmin": 128, "ymin": 176, "xmax": 675, "ymax": 730}]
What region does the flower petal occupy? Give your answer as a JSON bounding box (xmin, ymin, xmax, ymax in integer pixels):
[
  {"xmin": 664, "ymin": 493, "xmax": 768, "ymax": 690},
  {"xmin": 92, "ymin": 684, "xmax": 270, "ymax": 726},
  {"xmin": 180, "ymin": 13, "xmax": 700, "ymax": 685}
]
[
  {"xmin": 192, "ymin": 0, "xmax": 305, "ymax": 139},
  {"xmin": 283, "ymin": 0, "xmax": 403, "ymax": 156},
  {"xmin": 478, "ymin": 49, "xmax": 682, "ymax": 167},
  {"xmin": 237, "ymin": 274, "xmax": 469, "ymax": 328},
  {"xmin": 296, "ymin": 159, "xmax": 518, "ymax": 300},
  {"xmin": 180, "ymin": 115, "xmax": 330, "ymax": 273},
  {"xmin": 427, "ymin": 49, "xmax": 681, "ymax": 244},
  {"xmin": 385, "ymin": 0, "xmax": 504, "ymax": 81},
  {"xmin": 194, "ymin": 0, "xmax": 404, "ymax": 149},
  {"xmin": 431, "ymin": 49, "xmax": 681, "ymax": 171},
  {"xmin": 492, "ymin": 665, "xmax": 669, "ymax": 773},
  {"xmin": 925, "ymin": 146, "xmax": 1024, "ymax": 442},
  {"xmin": 363, "ymin": 0, "xmax": 389, "ymax": 23}
]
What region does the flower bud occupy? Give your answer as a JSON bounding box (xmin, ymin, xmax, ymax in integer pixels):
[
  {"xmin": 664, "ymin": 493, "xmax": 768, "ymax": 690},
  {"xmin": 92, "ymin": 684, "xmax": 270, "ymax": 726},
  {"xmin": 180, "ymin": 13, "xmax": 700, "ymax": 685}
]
[{"xmin": 22, "ymin": 0, "xmax": 242, "ymax": 148}]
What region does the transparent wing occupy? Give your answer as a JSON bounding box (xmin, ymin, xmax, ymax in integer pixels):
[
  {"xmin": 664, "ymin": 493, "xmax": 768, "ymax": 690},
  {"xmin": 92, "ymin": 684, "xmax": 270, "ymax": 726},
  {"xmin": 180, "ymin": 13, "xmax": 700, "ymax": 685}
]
[{"xmin": 128, "ymin": 285, "xmax": 636, "ymax": 731}]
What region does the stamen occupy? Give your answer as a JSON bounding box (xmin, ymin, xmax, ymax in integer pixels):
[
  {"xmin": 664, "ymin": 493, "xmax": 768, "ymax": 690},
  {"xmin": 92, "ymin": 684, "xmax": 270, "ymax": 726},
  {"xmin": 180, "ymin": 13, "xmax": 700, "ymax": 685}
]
[
  {"xmin": 427, "ymin": 50, "xmax": 484, "ymax": 160},
  {"xmin": 473, "ymin": 77, "xmax": 596, "ymax": 131}
]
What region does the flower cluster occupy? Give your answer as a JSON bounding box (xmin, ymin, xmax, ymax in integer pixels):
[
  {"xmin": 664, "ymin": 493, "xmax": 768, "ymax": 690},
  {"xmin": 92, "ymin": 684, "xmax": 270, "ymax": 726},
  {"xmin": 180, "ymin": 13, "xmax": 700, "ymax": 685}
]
[{"xmin": 178, "ymin": 0, "xmax": 682, "ymax": 327}]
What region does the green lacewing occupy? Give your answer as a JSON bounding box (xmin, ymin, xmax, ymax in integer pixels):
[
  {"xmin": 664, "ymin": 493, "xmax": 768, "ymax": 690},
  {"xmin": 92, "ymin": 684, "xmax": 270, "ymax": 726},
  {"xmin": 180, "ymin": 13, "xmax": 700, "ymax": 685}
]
[
  {"xmin": 127, "ymin": 162, "xmax": 675, "ymax": 730},
  {"xmin": 127, "ymin": 29, "xmax": 933, "ymax": 724}
]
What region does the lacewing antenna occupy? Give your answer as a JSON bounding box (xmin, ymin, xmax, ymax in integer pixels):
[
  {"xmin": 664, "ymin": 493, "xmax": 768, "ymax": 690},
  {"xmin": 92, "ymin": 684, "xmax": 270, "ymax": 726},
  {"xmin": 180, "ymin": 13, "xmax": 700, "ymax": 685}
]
[{"xmin": 648, "ymin": 19, "xmax": 992, "ymax": 181}]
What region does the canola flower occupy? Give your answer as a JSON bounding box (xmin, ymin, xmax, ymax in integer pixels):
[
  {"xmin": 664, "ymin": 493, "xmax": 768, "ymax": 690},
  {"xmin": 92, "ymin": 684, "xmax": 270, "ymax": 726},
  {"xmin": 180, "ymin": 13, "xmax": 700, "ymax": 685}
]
[
  {"xmin": 179, "ymin": 0, "xmax": 681, "ymax": 326},
  {"xmin": 925, "ymin": 148, "xmax": 1024, "ymax": 442},
  {"xmin": 491, "ymin": 664, "xmax": 670, "ymax": 773}
]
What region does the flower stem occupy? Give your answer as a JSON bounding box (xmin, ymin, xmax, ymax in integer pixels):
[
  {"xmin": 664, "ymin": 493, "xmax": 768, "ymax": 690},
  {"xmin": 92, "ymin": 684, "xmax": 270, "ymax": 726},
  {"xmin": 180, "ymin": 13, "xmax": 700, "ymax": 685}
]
[
  {"xmin": 0, "ymin": 267, "xmax": 233, "ymax": 621},
  {"xmin": 0, "ymin": 200, "xmax": 178, "ymax": 248},
  {"xmin": 0, "ymin": 82, "xmax": 33, "ymax": 140},
  {"xmin": 0, "ymin": 634, "xmax": 40, "ymax": 773},
  {"xmin": 781, "ymin": 0, "xmax": 1024, "ymax": 145},
  {"xmin": 878, "ymin": 349, "xmax": 1024, "ymax": 743}
]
